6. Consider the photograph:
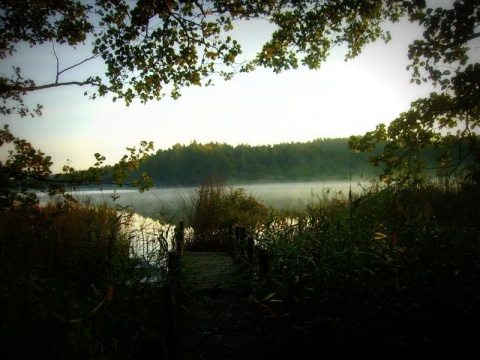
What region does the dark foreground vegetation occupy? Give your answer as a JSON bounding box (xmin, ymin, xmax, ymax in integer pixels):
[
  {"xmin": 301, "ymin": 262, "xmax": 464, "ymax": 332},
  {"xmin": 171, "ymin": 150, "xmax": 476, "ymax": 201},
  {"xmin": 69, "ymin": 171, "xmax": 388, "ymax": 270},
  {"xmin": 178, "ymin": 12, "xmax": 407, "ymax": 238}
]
[
  {"xmin": 1, "ymin": 0, "xmax": 479, "ymax": 358},
  {"xmin": 250, "ymin": 180, "xmax": 480, "ymax": 359},
  {"xmin": 0, "ymin": 201, "xmax": 171, "ymax": 359},
  {"xmin": 1, "ymin": 179, "xmax": 479, "ymax": 359}
]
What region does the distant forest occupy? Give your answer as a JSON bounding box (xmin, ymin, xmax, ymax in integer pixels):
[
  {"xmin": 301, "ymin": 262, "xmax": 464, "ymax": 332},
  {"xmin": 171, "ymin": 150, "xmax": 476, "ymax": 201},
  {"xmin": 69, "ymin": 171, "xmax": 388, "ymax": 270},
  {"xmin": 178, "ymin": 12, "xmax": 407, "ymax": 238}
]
[
  {"xmin": 133, "ymin": 138, "xmax": 383, "ymax": 186},
  {"xmin": 117, "ymin": 136, "xmax": 474, "ymax": 187}
]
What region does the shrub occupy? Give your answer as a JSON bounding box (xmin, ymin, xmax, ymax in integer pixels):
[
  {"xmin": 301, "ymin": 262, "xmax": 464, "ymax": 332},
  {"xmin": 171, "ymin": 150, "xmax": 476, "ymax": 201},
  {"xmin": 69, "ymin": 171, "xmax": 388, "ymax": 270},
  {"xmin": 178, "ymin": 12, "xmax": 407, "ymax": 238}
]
[
  {"xmin": 0, "ymin": 200, "xmax": 170, "ymax": 359},
  {"xmin": 253, "ymin": 180, "xmax": 480, "ymax": 358},
  {"xmin": 187, "ymin": 182, "xmax": 268, "ymax": 251}
]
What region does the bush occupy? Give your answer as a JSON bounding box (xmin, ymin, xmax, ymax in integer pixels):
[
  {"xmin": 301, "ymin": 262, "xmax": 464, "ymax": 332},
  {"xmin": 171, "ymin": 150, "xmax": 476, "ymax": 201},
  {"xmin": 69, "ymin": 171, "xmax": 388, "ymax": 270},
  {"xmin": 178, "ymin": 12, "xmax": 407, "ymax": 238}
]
[
  {"xmin": 0, "ymin": 200, "xmax": 170, "ymax": 359},
  {"xmin": 252, "ymin": 180, "xmax": 480, "ymax": 358},
  {"xmin": 186, "ymin": 182, "xmax": 268, "ymax": 251}
]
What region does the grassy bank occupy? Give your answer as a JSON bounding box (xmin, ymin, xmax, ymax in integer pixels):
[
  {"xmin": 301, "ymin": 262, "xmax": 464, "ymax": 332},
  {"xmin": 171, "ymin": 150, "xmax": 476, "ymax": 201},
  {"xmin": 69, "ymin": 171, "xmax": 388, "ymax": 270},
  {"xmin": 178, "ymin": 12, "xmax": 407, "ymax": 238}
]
[
  {"xmin": 249, "ymin": 180, "xmax": 480, "ymax": 358},
  {"xmin": 0, "ymin": 200, "xmax": 171, "ymax": 359},
  {"xmin": 1, "ymin": 179, "xmax": 479, "ymax": 358}
]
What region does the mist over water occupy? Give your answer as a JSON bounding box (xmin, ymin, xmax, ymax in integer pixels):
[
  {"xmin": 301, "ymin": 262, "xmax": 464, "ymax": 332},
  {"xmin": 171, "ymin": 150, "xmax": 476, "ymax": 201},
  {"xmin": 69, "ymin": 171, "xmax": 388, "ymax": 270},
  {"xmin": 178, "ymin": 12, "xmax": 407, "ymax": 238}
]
[
  {"xmin": 238, "ymin": 181, "xmax": 366, "ymax": 210},
  {"xmin": 40, "ymin": 180, "xmax": 370, "ymax": 221}
]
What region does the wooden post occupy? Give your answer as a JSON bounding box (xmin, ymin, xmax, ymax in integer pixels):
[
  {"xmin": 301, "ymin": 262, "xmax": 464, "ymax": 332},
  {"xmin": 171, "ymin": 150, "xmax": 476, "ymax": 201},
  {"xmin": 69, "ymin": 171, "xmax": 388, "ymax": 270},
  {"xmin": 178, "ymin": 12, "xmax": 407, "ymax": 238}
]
[
  {"xmin": 247, "ymin": 237, "xmax": 254, "ymax": 266},
  {"xmin": 168, "ymin": 252, "xmax": 181, "ymax": 288},
  {"xmin": 239, "ymin": 227, "xmax": 246, "ymax": 244},
  {"xmin": 228, "ymin": 224, "xmax": 234, "ymax": 257},
  {"xmin": 175, "ymin": 221, "xmax": 184, "ymax": 257},
  {"xmin": 235, "ymin": 225, "xmax": 240, "ymax": 242},
  {"xmin": 164, "ymin": 282, "xmax": 174, "ymax": 334}
]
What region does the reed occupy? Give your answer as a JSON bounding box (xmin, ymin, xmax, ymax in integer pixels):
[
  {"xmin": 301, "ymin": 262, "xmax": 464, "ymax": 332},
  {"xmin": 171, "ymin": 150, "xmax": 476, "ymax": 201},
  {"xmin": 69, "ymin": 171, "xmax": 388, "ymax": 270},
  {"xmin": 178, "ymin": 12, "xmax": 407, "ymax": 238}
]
[
  {"xmin": 252, "ymin": 180, "xmax": 480, "ymax": 358},
  {"xmin": 0, "ymin": 199, "xmax": 171, "ymax": 359},
  {"xmin": 2, "ymin": 179, "xmax": 479, "ymax": 358},
  {"xmin": 186, "ymin": 182, "xmax": 268, "ymax": 251}
]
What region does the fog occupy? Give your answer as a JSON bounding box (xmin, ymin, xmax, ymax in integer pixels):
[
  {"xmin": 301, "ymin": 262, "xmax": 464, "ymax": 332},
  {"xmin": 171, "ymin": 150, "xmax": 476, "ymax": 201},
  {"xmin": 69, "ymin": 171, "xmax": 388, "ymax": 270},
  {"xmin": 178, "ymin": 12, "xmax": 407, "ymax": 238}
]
[{"xmin": 40, "ymin": 180, "xmax": 371, "ymax": 221}]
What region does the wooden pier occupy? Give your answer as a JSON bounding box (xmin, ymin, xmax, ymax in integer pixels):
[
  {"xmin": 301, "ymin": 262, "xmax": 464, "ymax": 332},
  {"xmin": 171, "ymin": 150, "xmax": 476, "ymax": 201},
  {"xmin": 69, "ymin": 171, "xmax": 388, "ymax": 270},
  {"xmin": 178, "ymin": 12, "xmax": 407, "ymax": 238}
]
[
  {"xmin": 179, "ymin": 251, "xmax": 264, "ymax": 359},
  {"xmin": 160, "ymin": 222, "xmax": 269, "ymax": 360},
  {"xmin": 182, "ymin": 251, "xmax": 236, "ymax": 291}
]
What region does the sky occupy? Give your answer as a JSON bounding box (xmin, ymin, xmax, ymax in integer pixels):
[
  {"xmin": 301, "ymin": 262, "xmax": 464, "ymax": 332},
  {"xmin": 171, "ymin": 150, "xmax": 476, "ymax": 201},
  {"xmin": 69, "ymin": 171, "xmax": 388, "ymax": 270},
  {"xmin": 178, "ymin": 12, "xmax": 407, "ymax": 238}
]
[{"xmin": 1, "ymin": 16, "xmax": 435, "ymax": 173}]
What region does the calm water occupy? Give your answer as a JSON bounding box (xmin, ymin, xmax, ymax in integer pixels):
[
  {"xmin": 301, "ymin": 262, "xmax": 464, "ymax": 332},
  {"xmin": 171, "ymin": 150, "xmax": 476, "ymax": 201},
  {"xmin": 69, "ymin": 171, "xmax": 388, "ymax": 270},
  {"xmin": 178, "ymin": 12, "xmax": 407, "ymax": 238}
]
[
  {"xmin": 38, "ymin": 180, "xmax": 372, "ymax": 260},
  {"xmin": 40, "ymin": 180, "xmax": 370, "ymax": 220}
]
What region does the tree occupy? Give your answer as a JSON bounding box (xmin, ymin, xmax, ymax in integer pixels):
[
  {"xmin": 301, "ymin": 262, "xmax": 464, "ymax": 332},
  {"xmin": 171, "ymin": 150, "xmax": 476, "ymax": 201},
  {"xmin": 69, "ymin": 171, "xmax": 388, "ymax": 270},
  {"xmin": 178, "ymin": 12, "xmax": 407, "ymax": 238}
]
[
  {"xmin": 0, "ymin": 0, "xmax": 409, "ymax": 206},
  {"xmin": 2, "ymin": 1, "xmax": 478, "ymax": 186},
  {"xmin": 1, "ymin": 0, "xmax": 408, "ymax": 117},
  {"xmin": 348, "ymin": 1, "xmax": 480, "ymax": 184},
  {"xmin": 0, "ymin": 124, "xmax": 154, "ymax": 210}
]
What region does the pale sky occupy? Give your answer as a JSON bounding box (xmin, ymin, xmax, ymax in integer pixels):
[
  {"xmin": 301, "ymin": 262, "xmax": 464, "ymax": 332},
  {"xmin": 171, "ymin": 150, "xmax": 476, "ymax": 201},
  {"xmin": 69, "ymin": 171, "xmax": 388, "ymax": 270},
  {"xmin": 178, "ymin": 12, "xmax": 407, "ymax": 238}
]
[{"xmin": 1, "ymin": 17, "xmax": 434, "ymax": 173}]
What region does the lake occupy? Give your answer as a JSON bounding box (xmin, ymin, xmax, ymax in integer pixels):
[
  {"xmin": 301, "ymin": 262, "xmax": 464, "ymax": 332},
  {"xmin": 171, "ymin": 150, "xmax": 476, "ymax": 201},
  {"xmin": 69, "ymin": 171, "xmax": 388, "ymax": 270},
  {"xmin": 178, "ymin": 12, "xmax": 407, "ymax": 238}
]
[
  {"xmin": 38, "ymin": 180, "xmax": 374, "ymax": 260},
  {"xmin": 40, "ymin": 180, "xmax": 372, "ymax": 221}
]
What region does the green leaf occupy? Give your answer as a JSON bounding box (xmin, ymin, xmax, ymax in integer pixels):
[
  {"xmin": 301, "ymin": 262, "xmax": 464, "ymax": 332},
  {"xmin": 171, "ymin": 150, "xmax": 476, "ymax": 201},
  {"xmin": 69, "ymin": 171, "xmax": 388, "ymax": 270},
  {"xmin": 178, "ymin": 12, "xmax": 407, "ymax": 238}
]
[{"xmin": 261, "ymin": 292, "xmax": 277, "ymax": 302}]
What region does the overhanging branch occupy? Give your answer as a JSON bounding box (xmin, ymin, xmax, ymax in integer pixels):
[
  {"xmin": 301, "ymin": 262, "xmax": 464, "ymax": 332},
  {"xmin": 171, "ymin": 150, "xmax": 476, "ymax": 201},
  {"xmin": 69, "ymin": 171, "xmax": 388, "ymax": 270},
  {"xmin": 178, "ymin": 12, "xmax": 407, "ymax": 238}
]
[{"xmin": 0, "ymin": 80, "xmax": 101, "ymax": 95}]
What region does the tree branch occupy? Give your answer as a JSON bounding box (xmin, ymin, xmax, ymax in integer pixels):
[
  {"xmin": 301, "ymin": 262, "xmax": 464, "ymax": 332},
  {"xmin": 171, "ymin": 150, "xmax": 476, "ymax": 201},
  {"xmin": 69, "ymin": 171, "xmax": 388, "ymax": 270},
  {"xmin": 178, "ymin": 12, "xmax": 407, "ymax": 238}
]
[
  {"xmin": 57, "ymin": 53, "xmax": 101, "ymax": 78},
  {"xmin": 431, "ymin": 31, "xmax": 480, "ymax": 50},
  {"xmin": 0, "ymin": 80, "xmax": 101, "ymax": 94},
  {"xmin": 52, "ymin": 42, "xmax": 60, "ymax": 84},
  {"xmin": 0, "ymin": 167, "xmax": 141, "ymax": 188},
  {"xmin": 466, "ymin": 31, "xmax": 480, "ymax": 43}
]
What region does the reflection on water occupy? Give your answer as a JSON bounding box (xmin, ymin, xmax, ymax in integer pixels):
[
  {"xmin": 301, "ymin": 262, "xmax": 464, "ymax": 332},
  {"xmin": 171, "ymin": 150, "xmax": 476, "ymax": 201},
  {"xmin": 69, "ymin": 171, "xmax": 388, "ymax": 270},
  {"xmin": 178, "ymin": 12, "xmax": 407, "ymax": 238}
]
[
  {"xmin": 128, "ymin": 213, "xmax": 172, "ymax": 259},
  {"xmin": 39, "ymin": 180, "xmax": 370, "ymax": 221},
  {"xmin": 37, "ymin": 181, "xmax": 372, "ymax": 263}
]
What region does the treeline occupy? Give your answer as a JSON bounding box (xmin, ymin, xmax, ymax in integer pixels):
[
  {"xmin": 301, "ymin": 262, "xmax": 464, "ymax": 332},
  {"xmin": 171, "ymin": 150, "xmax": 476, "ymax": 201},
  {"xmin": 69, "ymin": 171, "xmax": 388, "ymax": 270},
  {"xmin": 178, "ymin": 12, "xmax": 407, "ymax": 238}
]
[{"xmin": 134, "ymin": 138, "xmax": 381, "ymax": 186}]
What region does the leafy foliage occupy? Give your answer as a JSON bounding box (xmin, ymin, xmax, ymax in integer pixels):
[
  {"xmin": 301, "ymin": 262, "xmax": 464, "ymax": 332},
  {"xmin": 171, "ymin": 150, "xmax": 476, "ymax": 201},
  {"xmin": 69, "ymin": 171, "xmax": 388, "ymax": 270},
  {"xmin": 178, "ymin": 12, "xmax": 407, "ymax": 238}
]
[
  {"xmin": 3, "ymin": 1, "xmax": 477, "ymax": 183},
  {"xmin": 349, "ymin": 93, "xmax": 479, "ymax": 183},
  {"xmin": 0, "ymin": 125, "xmax": 154, "ymax": 211},
  {"xmin": 0, "ymin": 124, "xmax": 60, "ymax": 209},
  {"xmin": 1, "ymin": 0, "xmax": 408, "ymax": 116},
  {"xmin": 349, "ymin": 1, "xmax": 480, "ymax": 183}
]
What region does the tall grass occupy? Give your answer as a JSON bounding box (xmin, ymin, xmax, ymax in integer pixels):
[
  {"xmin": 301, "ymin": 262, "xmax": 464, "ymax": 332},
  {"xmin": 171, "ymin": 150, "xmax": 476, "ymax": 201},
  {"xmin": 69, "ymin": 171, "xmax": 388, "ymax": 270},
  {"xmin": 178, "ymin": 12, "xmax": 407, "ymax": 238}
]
[
  {"xmin": 0, "ymin": 199, "xmax": 171, "ymax": 359},
  {"xmin": 4, "ymin": 180, "xmax": 479, "ymax": 358},
  {"xmin": 186, "ymin": 182, "xmax": 269, "ymax": 251},
  {"xmin": 252, "ymin": 180, "xmax": 480, "ymax": 358}
]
